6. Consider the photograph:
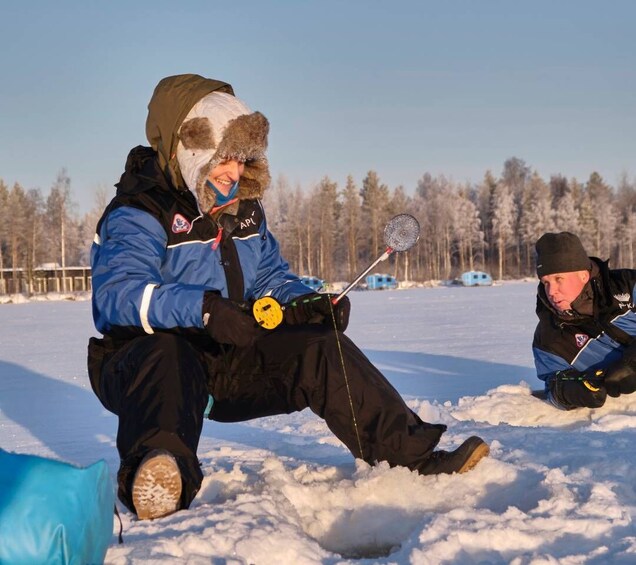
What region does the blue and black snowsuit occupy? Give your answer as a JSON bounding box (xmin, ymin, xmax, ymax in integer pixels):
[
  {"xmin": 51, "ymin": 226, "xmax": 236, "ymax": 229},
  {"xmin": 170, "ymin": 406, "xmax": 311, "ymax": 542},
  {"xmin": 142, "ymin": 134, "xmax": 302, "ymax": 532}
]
[
  {"xmin": 533, "ymin": 257, "xmax": 636, "ymax": 407},
  {"xmin": 87, "ymin": 75, "xmax": 446, "ymax": 514}
]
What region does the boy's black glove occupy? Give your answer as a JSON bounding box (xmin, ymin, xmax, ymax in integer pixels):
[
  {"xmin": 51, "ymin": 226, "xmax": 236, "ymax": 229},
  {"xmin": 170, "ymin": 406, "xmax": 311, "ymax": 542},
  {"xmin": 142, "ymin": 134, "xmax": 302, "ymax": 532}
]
[
  {"xmin": 604, "ymin": 343, "xmax": 636, "ymax": 397},
  {"xmin": 202, "ymin": 291, "xmax": 263, "ymax": 347},
  {"xmin": 283, "ymin": 293, "xmax": 351, "ymax": 331},
  {"xmin": 547, "ymin": 368, "xmax": 607, "ymax": 410}
]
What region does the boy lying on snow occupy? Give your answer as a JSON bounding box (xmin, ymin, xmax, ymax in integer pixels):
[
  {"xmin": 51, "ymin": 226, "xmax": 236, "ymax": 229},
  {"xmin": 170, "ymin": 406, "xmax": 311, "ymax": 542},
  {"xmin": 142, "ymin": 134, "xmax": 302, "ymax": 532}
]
[{"xmin": 533, "ymin": 231, "xmax": 636, "ymax": 409}]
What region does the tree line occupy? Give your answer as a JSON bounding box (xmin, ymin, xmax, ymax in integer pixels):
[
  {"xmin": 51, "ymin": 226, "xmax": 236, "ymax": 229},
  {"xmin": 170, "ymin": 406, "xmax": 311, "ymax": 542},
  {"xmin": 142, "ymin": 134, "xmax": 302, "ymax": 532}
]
[
  {"xmin": 264, "ymin": 157, "xmax": 636, "ymax": 283},
  {"xmin": 1, "ymin": 158, "xmax": 635, "ymax": 293}
]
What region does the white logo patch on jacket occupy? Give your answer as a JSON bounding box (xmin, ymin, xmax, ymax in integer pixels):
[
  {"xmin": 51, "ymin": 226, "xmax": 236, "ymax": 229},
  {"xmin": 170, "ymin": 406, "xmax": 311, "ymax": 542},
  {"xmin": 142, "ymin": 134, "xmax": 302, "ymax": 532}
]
[
  {"xmin": 575, "ymin": 333, "xmax": 589, "ymax": 348},
  {"xmin": 614, "ymin": 292, "xmax": 633, "ymax": 309},
  {"xmin": 172, "ymin": 214, "xmax": 191, "ymax": 233}
]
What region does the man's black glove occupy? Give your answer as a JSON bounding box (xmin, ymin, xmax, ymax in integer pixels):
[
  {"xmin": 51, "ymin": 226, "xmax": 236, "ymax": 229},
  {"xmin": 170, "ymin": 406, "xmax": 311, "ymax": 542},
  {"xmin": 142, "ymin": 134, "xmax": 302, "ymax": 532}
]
[
  {"xmin": 604, "ymin": 343, "xmax": 636, "ymax": 397},
  {"xmin": 202, "ymin": 291, "xmax": 263, "ymax": 347},
  {"xmin": 283, "ymin": 293, "xmax": 351, "ymax": 331},
  {"xmin": 547, "ymin": 368, "xmax": 607, "ymax": 410}
]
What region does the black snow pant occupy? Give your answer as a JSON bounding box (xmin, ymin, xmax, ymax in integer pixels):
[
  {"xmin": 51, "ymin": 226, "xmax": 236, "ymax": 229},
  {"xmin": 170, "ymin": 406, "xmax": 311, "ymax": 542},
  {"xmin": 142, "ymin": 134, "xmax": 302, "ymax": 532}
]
[{"xmin": 88, "ymin": 325, "xmax": 446, "ymax": 513}]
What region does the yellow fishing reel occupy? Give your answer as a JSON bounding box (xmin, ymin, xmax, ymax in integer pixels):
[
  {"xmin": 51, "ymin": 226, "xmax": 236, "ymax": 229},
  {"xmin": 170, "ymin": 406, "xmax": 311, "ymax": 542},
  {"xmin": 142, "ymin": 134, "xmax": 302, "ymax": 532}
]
[{"xmin": 252, "ymin": 296, "xmax": 284, "ymax": 330}]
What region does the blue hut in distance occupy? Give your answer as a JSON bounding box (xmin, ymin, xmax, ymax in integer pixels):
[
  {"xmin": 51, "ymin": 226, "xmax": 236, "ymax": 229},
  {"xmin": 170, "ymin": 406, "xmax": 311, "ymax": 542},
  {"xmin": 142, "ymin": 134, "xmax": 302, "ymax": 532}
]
[
  {"xmin": 365, "ymin": 273, "xmax": 398, "ymax": 290},
  {"xmin": 459, "ymin": 271, "xmax": 493, "ymax": 287}
]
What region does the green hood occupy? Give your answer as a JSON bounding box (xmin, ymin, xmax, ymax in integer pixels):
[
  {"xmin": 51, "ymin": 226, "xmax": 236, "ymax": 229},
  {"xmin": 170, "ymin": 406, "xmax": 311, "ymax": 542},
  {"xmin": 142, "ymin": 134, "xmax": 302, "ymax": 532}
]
[{"xmin": 145, "ymin": 74, "xmax": 234, "ymax": 188}]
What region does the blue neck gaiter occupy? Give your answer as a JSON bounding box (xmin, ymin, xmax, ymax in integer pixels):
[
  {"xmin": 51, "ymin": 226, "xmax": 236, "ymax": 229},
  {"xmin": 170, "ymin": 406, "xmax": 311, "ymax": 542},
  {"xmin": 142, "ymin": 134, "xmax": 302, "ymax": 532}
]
[{"xmin": 205, "ymin": 180, "xmax": 239, "ymax": 207}]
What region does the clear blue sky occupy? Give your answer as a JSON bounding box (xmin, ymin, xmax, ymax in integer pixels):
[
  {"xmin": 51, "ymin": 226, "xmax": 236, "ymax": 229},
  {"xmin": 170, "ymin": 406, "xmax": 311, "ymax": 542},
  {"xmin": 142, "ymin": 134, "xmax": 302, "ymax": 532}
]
[{"xmin": 1, "ymin": 0, "xmax": 634, "ymax": 213}]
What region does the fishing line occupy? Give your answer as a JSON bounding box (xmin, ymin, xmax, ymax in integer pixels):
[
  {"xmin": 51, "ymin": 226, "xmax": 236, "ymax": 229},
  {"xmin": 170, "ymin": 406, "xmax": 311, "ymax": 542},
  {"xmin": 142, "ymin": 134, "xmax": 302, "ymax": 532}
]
[
  {"xmin": 252, "ymin": 214, "xmax": 421, "ymax": 460},
  {"xmin": 326, "ymin": 213, "xmax": 421, "ymax": 460}
]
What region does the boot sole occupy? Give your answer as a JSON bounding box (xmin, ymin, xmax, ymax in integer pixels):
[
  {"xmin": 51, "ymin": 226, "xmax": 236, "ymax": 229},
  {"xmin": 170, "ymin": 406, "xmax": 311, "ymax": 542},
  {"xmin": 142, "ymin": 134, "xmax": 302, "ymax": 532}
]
[
  {"xmin": 457, "ymin": 441, "xmax": 490, "ymax": 473},
  {"xmin": 132, "ymin": 450, "xmax": 182, "ymax": 520}
]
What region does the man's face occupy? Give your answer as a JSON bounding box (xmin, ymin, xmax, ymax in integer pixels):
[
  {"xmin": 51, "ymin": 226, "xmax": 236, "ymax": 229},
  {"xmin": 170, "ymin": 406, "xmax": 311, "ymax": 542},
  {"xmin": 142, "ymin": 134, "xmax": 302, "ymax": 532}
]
[
  {"xmin": 207, "ymin": 159, "xmax": 245, "ymax": 195},
  {"xmin": 540, "ymin": 270, "xmax": 590, "ymax": 312}
]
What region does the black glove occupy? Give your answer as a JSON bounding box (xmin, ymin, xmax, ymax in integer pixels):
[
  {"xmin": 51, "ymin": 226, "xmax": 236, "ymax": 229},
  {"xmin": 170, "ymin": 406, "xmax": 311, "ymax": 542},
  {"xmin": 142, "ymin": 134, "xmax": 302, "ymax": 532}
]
[
  {"xmin": 283, "ymin": 293, "xmax": 351, "ymax": 331},
  {"xmin": 547, "ymin": 368, "xmax": 607, "ymax": 410},
  {"xmin": 604, "ymin": 343, "xmax": 636, "ymax": 397},
  {"xmin": 202, "ymin": 292, "xmax": 263, "ymax": 347}
]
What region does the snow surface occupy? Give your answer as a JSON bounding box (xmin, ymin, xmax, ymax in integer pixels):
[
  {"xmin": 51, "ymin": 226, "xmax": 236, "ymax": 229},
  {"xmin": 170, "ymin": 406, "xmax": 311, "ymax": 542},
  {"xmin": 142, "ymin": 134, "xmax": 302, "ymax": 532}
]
[{"xmin": 3, "ymin": 282, "xmax": 636, "ymax": 564}]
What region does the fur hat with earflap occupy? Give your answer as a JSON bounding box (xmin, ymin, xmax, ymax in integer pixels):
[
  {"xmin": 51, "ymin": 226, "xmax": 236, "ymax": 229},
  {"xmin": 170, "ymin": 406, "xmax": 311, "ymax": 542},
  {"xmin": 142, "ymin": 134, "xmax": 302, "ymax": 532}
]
[{"xmin": 176, "ymin": 91, "xmax": 271, "ymax": 213}]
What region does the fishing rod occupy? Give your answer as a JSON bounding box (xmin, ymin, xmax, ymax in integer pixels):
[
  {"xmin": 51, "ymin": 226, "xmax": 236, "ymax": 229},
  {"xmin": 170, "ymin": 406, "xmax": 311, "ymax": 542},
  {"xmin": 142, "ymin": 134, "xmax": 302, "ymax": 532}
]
[{"xmin": 252, "ymin": 213, "xmax": 421, "ymax": 329}]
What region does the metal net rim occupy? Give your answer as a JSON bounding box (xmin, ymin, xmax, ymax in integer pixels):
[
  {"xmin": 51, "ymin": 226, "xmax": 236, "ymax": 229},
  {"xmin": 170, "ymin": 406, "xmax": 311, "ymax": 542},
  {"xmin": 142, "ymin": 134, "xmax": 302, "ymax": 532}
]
[{"xmin": 384, "ymin": 213, "xmax": 420, "ymax": 252}]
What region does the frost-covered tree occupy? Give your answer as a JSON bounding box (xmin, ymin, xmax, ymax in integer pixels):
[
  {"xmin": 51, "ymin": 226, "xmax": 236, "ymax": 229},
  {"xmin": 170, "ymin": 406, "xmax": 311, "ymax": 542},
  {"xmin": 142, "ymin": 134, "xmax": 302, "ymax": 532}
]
[
  {"xmin": 8, "ymin": 183, "xmax": 29, "ymax": 290},
  {"xmin": 360, "ymin": 171, "xmax": 390, "ymax": 260},
  {"xmin": 519, "ymin": 172, "xmax": 554, "ymax": 273},
  {"xmin": 615, "ymin": 174, "xmax": 636, "ymax": 267},
  {"xmin": 387, "ymin": 185, "xmax": 412, "ymax": 280},
  {"xmin": 552, "ymin": 180, "xmax": 581, "ymax": 235},
  {"xmin": 415, "ymin": 173, "xmax": 456, "ymax": 279},
  {"xmin": 0, "ymin": 180, "xmax": 8, "ymax": 291},
  {"xmin": 453, "ymin": 185, "xmax": 483, "ymax": 273},
  {"xmin": 477, "ymin": 171, "xmax": 499, "ymax": 274},
  {"xmin": 45, "ymin": 169, "xmax": 79, "ymax": 291},
  {"xmin": 340, "ymin": 175, "xmax": 361, "ymax": 280},
  {"xmin": 23, "ymin": 188, "xmax": 45, "ymax": 293},
  {"xmin": 314, "ymin": 176, "xmax": 338, "ymax": 280},
  {"xmin": 501, "ymin": 157, "xmax": 531, "ymax": 203},
  {"xmin": 581, "ymin": 172, "xmax": 615, "ymax": 258},
  {"xmin": 77, "ymin": 186, "xmax": 109, "ymax": 266},
  {"xmin": 490, "ymin": 177, "xmax": 517, "ymax": 280},
  {"xmin": 588, "ymin": 172, "xmax": 615, "ymax": 257},
  {"xmin": 263, "ymin": 174, "xmax": 296, "ymax": 267}
]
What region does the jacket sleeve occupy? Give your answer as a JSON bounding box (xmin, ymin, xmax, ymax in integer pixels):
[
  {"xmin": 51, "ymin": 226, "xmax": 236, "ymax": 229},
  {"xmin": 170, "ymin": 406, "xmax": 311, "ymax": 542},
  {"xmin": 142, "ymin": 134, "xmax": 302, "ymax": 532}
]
[
  {"xmin": 91, "ymin": 206, "xmax": 208, "ymax": 335},
  {"xmin": 533, "ymin": 346, "xmax": 572, "ymax": 382},
  {"xmin": 250, "ymin": 205, "xmax": 314, "ymax": 303}
]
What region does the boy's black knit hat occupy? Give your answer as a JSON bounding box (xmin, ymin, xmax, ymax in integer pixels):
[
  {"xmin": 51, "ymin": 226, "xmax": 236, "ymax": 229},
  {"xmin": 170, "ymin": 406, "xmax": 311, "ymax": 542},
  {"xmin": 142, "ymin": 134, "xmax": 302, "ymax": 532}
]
[{"xmin": 535, "ymin": 232, "xmax": 591, "ymax": 277}]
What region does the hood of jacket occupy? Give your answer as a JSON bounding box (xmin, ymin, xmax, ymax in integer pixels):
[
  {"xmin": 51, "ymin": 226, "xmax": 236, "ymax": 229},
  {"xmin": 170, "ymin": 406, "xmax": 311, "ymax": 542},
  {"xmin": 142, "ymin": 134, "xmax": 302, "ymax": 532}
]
[{"xmin": 145, "ymin": 74, "xmax": 270, "ymax": 213}]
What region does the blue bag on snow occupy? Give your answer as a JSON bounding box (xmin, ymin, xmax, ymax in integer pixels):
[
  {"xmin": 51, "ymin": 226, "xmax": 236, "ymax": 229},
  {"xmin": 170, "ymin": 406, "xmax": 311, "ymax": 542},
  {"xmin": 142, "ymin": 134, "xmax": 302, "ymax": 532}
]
[{"xmin": 0, "ymin": 449, "xmax": 114, "ymax": 565}]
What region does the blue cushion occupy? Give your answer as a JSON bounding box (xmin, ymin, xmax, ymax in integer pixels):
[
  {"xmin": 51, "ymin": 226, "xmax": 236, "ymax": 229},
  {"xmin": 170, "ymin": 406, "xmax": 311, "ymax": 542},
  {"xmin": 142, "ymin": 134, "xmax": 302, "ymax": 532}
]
[{"xmin": 0, "ymin": 449, "xmax": 114, "ymax": 565}]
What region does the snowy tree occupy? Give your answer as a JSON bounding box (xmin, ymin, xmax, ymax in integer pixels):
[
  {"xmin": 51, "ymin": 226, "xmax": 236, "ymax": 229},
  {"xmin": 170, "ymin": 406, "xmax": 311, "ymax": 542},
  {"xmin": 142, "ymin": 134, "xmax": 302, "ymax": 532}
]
[
  {"xmin": 453, "ymin": 185, "xmax": 484, "ymax": 273},
  {"xmin": 262, "ymin": 174, "xmax": 297, "ymax": 268},
  {"xmin": 477, "ymin": 171, "xmax": 498, "ymax": 274},
  {"xmin": 551, "ymin": 176, "xmax": 581, "ymax": 234},
  {"xmin": 415, "ymin": 173, "xmax": 456, "ymax": 280},
  {"xmin": 580, "ymin": 172, "xmax": 615, "ymax": 258},
  {"xmin": 490, "ymin": 177, "xmax": 517, "ymax": 280},
  {"xmin": 285, "ymin": 184, "xmax": 308, "ymax": 275},
  {"xmin": 387, "ymin": 185, "xmax": 412, "ymax": 280},
  {"xmin": 501, "ymin": 157, "xmax": 530, "ymax": 202},
  {"xmin": 314, "ymin": 176, "xmax": 338, "ymax": 280},
  {"xmin": 360, "ymin": 171, "xmax": 390, "ymax": 260},
  {"xmin": 340, "ymin": 175, "xmax": 361, "ymax": 280},
  {"xmin": 518, "ymin": 172, "xmax": 554, "ymax": 273},
  {"xmin": 23, "ymin": 188, "xmax": 45, "ymax": 293},
  {"xmin": 590, "ymin": 172, "xmax": 616, "ymax": 259},
  {"xmin": 45, "ymin": 169, "xmax": 79, "ymax": 291},
  {"xmin": 8, "ymin": 183, "xmax": 29, "ymax": 290},
  {"xmin": 77, "ymin": 186, "xmax": 110, "ymax": 266},
  {"xmin": 0, "ymin": 180, "xmax": 8, "ymax": 291},
  {"xmin": 614, "ymin": 174, "xmax": 636, "ymax": 267}
]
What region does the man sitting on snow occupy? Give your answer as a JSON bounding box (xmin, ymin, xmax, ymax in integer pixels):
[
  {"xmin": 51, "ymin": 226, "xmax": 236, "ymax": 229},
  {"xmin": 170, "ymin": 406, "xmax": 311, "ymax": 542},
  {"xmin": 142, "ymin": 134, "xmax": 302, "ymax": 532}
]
[
  {"xmin": 88, "ymin": 73, "xmax": 490, "ymax": 521},
  {"xmin": 533, "ymin": 231, "xmax": 636, "ymax": 409}
]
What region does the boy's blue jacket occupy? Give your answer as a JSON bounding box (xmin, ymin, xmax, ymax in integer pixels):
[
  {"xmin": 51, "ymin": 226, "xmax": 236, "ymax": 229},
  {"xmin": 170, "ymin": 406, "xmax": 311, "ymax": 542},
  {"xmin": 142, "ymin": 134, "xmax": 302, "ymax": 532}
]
[{"xmin": 90, "ymin": 145, "xmax": 309, "ymax": 339}]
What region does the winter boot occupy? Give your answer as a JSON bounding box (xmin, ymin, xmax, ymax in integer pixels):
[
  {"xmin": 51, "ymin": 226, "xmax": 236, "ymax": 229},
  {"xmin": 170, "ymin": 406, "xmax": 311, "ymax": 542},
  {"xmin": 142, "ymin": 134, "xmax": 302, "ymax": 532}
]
[
  {"xmin": 417, "ymin": 436, "xmax": 489, "ymax": 475},
  {"xmin": 132, "ymin": 449, "xmax": 183, "ymax": 520}
]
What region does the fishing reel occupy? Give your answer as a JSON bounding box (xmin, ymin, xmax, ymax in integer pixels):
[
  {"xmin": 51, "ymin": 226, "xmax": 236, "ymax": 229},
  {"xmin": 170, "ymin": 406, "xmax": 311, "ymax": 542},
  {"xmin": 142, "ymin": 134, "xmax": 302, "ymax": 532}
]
[{"xmin": 252, "ymin": 296, "xmax": 285, "ymax": 330}]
